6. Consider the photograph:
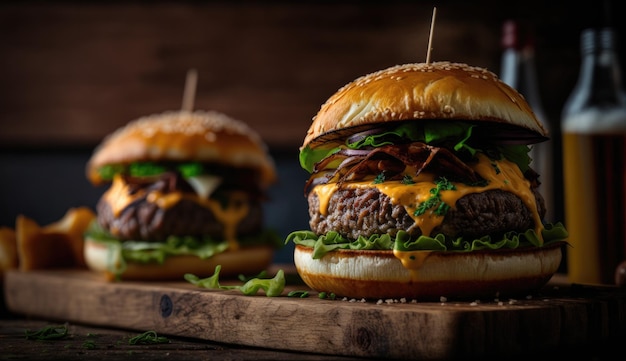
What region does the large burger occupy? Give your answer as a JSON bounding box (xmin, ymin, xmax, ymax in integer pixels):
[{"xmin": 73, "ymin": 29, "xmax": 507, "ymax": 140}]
[
  {"xmin": 84, "ymin": 110, "xmax": 280, "ymax": 281},
  {"xmin": 287, "ymin": 62, "xmax": 568, "ymax": 300}
]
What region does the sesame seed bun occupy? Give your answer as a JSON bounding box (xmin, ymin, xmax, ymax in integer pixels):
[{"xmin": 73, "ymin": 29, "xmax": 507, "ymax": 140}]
[
  {"xmin": 303, "ymin": 61, "xmax": 547, "ymax": 150},
  {"xmin": 294, "ymin": 243, "xmax": 563, "ymax": 300},
  {"xmin": 87, "ymin": 110, "xmax": 276, "ymax": 187}
]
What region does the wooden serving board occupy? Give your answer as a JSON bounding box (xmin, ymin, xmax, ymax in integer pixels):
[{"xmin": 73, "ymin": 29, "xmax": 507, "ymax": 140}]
[{"xmin": 4, "ymin": 268, "xmax": 626, "ymax": 360}]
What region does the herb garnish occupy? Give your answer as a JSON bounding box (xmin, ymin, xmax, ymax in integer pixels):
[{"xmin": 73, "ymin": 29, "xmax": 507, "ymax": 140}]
[
  {"xmin": 83, "ymin": 340, "xmax": 97, "ymax": 349},
  {"xmin": 177, "ymin": 162, "xmax": 204, "ymax": 178},
  {"xmin": 401, "ymin": 175, "xmax": 415, "ymax": 185},
  {"xmin": 98, "ymin": 161, "xmax": 206, "ymax": 180},
  {"xmin": 373, "ymin": 172, "xmax": 386, "ymax": 184},
  {"xmin": 129, "ymin": 162, "xmax": 168, "ymax": 178},
  {"xmin": 288, "ymin": 290, "xmax": 310, "ymax": 298},
  {"xmin": 25, "ymin": 324, "xmax": 69, "ymax": 340},
  {"xmin": 98, "ymin": 164, "xmax": 126, "ymax": 180},
  {"xmin": 238, "ymin": 270, "xmax": 268, "ymax": 282},
  {"xmin": 414, "ymin": 177, "xmax": 456, "ymax": 216},
  {"xmin": 128, "ymin": 331, "xmax": 170, "ymax": 345},
  {"xmin": 185, "ymin": 265, "xmax": 286, "ymax": 297},
  {"xmin": 318, "ymin": 292, "xmax": 337, "ymax": 300}
]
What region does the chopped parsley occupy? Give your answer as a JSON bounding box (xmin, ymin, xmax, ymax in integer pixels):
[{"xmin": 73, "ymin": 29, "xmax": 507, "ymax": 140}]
[
  {"xmin": 414, "ymin": 177, "xmax": 456, "ymax": 216},
  {"xmin": 318, "ymin": 292, "xmax": 337, "ymax": 300},
  {"xmin": 287, "ymin": 290, "xmax": 310, "ymax": 298},
  {"xmin": 128, "ymin": 331, "xmax": 169, "ymax": 345},
  {"xmin": 25, "ymin": 324, "xmax": 69, "ymax": 340},
  {"xmin": 83, "ymin": 340, "xmax": 97, "ymax": 349},
  {"xmin": 402, "ymin": 175, "xmax": 415, "ymax": 184},
  {"xmin": 373, "ymin": 172, "xmax": 386, "ymax": 184}
]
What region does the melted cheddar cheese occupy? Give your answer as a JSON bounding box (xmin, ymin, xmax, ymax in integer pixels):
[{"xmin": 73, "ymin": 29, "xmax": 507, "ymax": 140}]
[
  {"xmin": 103, "ymin": 174, "xmax": 248, "ymax": 249},
  {"xmin": 312, "ymin": 153, "xmax": 543, "ymax": 244}
]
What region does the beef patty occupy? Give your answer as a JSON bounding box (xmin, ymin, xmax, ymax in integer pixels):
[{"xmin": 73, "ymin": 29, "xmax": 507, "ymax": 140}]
[
  {"xmin": 308, "ymin": 187, "xmax": 546, "ymax": 241},
  {"xmin": 97, "ymin": 172, "xmax": 263, "ymax": 242}
]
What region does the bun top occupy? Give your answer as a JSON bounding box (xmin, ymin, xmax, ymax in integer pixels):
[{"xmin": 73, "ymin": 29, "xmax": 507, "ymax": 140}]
[
  {"xmin": 303, "ymin": 62, "xmax": 547, "ymax": 149},
  {"xmin": 87, "ymin": 110, "xmax": 276, "ymax": 186}
]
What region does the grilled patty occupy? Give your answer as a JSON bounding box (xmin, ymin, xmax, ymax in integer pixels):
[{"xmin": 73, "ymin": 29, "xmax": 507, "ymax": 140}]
[
  {"xmin": 97, "ymin": 196, "xmax": 263, "ymax": 242},
  {"xmin": 96, "ymin": 172, "xmax": 264, "ymax": 242},
  {"xmin": 308, "ymin": 187, "xmax": 546, "ymax": 240}
]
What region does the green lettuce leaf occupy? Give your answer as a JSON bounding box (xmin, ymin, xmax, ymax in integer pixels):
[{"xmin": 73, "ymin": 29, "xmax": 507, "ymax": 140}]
[
  {"xmin": 85, "ymin": 221, "xmax": 282, "ymax": 279},
  {"xmin": 97, "ymin": 161, "xmax": 209, "ymax": 181},
  {"xmin": 498, "ymin": 144, "xmax": 532, "ymax": 174},
  {"xmin": 299, "ymin": 145, "xmax": 340, "ymax": 173},
  {"xmin": 285, "ymin": 222, "xmax": 568, "ymax": 259},
  {"xmin": 185, "ymin": 265, "xmax": 286, "ymax": 297}
]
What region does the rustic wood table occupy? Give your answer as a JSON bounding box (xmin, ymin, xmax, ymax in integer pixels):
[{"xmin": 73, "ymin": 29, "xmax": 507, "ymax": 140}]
[
  {"xmin": 0, "ymin": 316, "xmax": 367, "ymax": 360},
  {"xmin": 2, "ymin": 268, "xmax": 626, "ymax": 360},
  {"xmin": 0, "ymin": 314, "xmax": 623, "ymax": 361}
]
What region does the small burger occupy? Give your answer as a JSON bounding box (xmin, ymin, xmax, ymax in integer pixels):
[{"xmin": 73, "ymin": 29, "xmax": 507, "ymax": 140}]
[
  {"xmin": 84, "ymin": 110, "xmax": 281, "ymax": 281},
  {"xmin": 287, "ymin": 62, "xmax": 568, "ymax": 300}
]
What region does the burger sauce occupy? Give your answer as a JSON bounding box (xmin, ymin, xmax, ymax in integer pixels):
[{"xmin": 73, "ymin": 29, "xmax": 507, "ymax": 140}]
[{"xmin": 561, "ymin": 28, "xmax": 626, "ymax": 285}]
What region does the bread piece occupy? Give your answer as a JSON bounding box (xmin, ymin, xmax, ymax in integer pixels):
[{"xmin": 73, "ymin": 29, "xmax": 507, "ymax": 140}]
[
  {"xmin": 87, "ymin": 110, "xmax": 276, "ymax": 186},
  {"xmin": 294, "ymin": 243, "xmax": 563, "ymax": 300},
  {"xmin": 303, "ymin": 62, "xmax": 547, "ymax": 149},
  {"xmin": 84, "ymin": 238, "xmax": 275, "ymax": 282}
]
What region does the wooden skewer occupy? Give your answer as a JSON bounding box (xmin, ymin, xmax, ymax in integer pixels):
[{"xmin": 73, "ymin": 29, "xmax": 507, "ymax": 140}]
[
  {"xmin": 426, "ymin": 7, "xmax": 437, "ymax": 64},
  {"xmin": 181, "ymin": 68, "xmax": 198, "ymax": 112}
]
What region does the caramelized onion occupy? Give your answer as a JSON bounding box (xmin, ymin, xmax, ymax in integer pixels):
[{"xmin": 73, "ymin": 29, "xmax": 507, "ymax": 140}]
[
  {"xmin": 346, "ymin": 128, "xmax": 387, "ymax": 144},
  {"xmin": 306, "ymin": 142, "xmax": 485, "ymax": 194}
]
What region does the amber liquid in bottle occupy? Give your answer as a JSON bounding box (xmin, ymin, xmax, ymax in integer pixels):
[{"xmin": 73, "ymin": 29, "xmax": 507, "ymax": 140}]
[{"xmin": 562, "ymin": 130, "xmax": 626, "ymax": 284}]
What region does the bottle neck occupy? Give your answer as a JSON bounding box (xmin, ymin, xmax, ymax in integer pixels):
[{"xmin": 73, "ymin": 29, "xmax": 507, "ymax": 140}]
[
  {"xmin": 519, "ymin": 45, "xmax": 545, "ymax": 116},
  {"xmin": 499, "ymin": 20, "xmax": 546, "ymax": 122},
  {"xmin": 562, "ymin": 27, "xmax": 626, "ymax": 132},
  {"xmin": 576, "ymin": 28, "xmax": 624, "ymax": 104},
  {"xmin": 500, "ymin": 20, "xmax": 521, "ymax": 87}
]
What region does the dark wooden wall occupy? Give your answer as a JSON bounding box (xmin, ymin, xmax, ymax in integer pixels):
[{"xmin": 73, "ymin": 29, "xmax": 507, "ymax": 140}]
[{"xmin": 1, "ymin": 0, "xmax": 623, "ymax": 150}]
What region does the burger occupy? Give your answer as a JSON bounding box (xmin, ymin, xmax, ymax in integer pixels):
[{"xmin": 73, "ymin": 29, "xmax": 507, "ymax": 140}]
[
  {"xmin": 286, "ymin": 62, "xmax": 568, "ymax": 300},
  {"xmin": 84, "ymin": 110, "xmax": 281, "ymax": 281}
]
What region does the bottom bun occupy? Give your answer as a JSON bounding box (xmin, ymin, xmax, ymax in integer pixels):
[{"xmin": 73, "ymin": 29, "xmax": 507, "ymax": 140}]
[
  {"xmin": 294, "ymin": 243, "xmax": 564, "ymax": 300},
  {"xmin": 84, "ymin": 238, "xmax": 275, "ymax": 282}
]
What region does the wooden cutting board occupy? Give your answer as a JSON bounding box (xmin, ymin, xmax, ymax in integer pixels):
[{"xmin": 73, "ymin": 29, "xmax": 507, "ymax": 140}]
[{"xmin": 4, "ymin": 267, "xmax": 626, "ymax": 360}]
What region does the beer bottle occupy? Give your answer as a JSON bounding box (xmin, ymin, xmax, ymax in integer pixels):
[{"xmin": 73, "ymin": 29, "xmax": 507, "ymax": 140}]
[{"xmin": 561, "ymin": 27, "xmax": 626, "ymax": 285}]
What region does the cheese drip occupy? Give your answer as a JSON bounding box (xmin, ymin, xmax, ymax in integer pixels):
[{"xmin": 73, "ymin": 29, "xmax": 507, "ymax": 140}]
[
  {"xmin": 103, "ymin": 174, "xmax": 249, "ymax": 250},
  {"xmin": 312, "ymin": 153, "xmax": 543, "ymax": 243}
]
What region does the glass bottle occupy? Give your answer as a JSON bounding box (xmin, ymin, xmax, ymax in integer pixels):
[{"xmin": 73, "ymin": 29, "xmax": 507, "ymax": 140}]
[
  {"xmin": 500, "ymin": 20, "xmax": 554, "ymax": 222},
  {"xmin": 561, "ymin": 27, "xmax": 626, "ymax": 285}
]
